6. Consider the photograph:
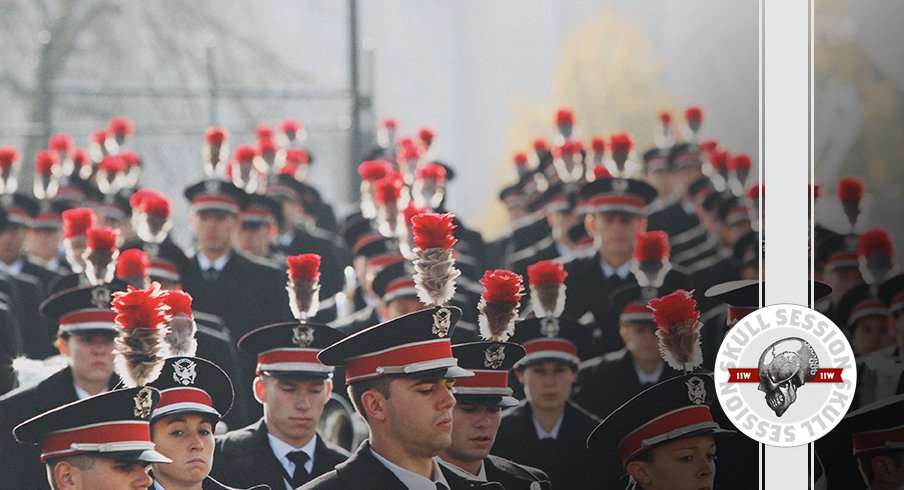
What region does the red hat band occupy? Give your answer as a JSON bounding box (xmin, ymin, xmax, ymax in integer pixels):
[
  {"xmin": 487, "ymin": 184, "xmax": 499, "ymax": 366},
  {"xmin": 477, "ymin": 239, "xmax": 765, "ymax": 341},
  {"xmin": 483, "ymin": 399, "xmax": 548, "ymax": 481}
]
[
  {"xmin": 519, "ymin": 338, "xmax": 579, "ymax": 366},
  {"xmin": 621, "ymin": 303, "xmax": 654, "ymax": 324},
  {"xmin": 727, "ymin": 306, "xmax": 758, "ymax": 327},
  {"xmin": 826, "ymin": 251, "xmax": 858, "ymax": 271},
  {"xmin": 891, "ymin": 293, "xmax": 904, "ymax": 315},
  {"xmin": 384, "ymin": 278, "xmax": 418, "ymax": 303},
  {"xmin": 59, "ymin": 309, "xmax": 117, "ymax": 334},
  {"xmin": 453, "ymin": 369, "xmax": 512, "ymax": 396},
  {"xmin": 618, "ymin": 405, "xmax": 718, "ymax": 465},
  {"xmin": 849, "ymin": 300, "xmax": 889, "ymax": 325},
  {"xmin": 154, "ymin": 387, "xmax": 216, "ymax": 419},
  {"xmin": 257, "ymin": 348, "xmax": 332, "ymax": 375},
  {"xmin": 582, "ymin": 195, "xmax": 646, "ymax": 215},
  {"xmin": 40, "ymin": 420, "xmax": 153, "ymax": 462},
  {"xmin": 191, "ymin": 195, "xmax": 239, "ymax": 215},
  {"xmin": 343, "ymin": 338, "xmax": 457, "ymax": 384},
  {"xmin": 149, "ymin": 260, "xmax": 180, "ymax": 282},
  {"xmin": 852, "ymin": 424, "xmax": 904, "ymax": 455}
]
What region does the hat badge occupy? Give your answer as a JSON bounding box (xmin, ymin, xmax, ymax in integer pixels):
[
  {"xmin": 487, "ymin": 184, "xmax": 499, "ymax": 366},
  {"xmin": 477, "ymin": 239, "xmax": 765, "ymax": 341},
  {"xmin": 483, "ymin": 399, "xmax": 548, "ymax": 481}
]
[
  {"xmin": 172, "ymin": 358, "xmax": 197, "ymax": 386},
  {"xmin": 91, "ymin": 286, "xmax": 112, "ymax": 309},
  {"xmin": 540, "ymin": 317, "xmax": 560, "ymax": 338},
  {"xmin": 134, "ymin": 386, "xmax": 154, "ymax": 419},
  {"xmin": 686, "ymin": 376, "xmax": 706, "ymax": 405},
  {"xmin": 144, "ymin": 242, "xmax": 160, "ymax": 259},
  {"xmin": 432, "ymin": 307, "xmax": 451, "ymax": 337},
  {"xmin": 612, "ymin": 178, "xmax": 629, "ymax": 193},
  {"xmin": 484, "ymin": 343, "xmax": 506, "ymax": 369},
  {"xmin": 204, "ymin": 180, "xmax": 220, "ymax": 194},
  {"xmin": 292, "ymin": 324, "xmax": 315, "ymax": 347}
]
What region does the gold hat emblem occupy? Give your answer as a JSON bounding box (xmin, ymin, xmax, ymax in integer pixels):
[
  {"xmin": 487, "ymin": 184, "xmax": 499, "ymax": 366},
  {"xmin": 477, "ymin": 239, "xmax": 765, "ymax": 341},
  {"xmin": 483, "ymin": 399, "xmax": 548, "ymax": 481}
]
[
  {"xmin": 432, "ymin": 307, "xmax": 451, "ymax": 337},
  {"xmin": 133, "ymin": 386, "xmax": 154, "ymax": 419}
]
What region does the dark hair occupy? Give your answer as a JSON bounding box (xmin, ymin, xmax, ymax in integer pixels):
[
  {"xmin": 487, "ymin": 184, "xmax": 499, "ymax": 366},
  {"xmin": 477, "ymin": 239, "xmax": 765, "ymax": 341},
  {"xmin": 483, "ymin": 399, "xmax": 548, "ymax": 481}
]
[
  {"xmin": 46, "ymin": 455, "xmax": 96, "ymax": 490},
  {"xmin": 347, "ymin": 376, "xmax": 394, "ymax": 421}
]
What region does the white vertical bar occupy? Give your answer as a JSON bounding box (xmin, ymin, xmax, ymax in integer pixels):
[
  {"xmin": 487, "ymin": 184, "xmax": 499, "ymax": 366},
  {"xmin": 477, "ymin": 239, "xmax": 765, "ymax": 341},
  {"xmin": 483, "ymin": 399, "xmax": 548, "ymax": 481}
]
[{"xmin": 763, "ymin": 0, "xmax": 811, "ymax": 488}]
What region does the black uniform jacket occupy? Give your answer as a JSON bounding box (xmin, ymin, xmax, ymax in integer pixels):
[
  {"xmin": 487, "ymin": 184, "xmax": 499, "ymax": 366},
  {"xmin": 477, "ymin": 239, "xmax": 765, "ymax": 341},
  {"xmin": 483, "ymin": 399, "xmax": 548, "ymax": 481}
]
[
  {"xmin": 483, "ymin": 454, "xmax": 551, "ymax": 490},
  {"xmin": 301, "ymin": 440, "xmax": 502, "ymax": 490},
  {"xmin": 492, "ymin": 400, "xmax": 604, "ymax": 490},
  {"xmin": 0, "ymin": 366, "xmax": 118, "ymax": 490},
  {"xmin": 212, "ymin": 418, "xmax": 349, "ymax": 490},
  {"xmin": 573, "ymin": 349, "xmax": 681, "ymax": 419},
  {"xmin": 150, "ymin": 471, "xmax": 271, "ymax": 489}
]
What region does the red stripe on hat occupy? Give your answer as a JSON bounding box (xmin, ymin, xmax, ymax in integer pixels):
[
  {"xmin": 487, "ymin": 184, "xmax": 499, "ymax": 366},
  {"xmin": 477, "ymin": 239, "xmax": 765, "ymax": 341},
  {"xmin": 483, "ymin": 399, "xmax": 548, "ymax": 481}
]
[
  {"xmin": 240, "ymin": 208, "xmax": 273, "ymax": 220},
  {"xmin": 826, "ymin": 251, "xmax": 858, "ymax": 269},
  {"xmin": 618, "ymin": 405, "xmax": 714, "ymax": 465},
  {"xmin": 892, "ymin": 293, "xmax": 904, "ymax": 313},
  {"xmin": 345, "ymin": 339, "xmax": 453, "ymax": 383},
  {"xmin": 674, "ymin": 153, "xmax": 702, "ymax": 168},
  {"xmin": 585, "ymin": 195, "xmax": 645, "ymax": 212},
  {"xmin": 267, "ymin": 183, "xmax": 300, "ymax": 200},
  {"xmin": 522, "ymin": 338, "xmax": 578, "ymax": 358},
  {"xmin": 193, "ymin": 195, "xmax": 238, "ymax": 210},
  {"xmin": 60, "ymin": 310, "xmax": 117, "ymax": 326},
  {"xmin": 852, "ymin": 426, "xmax": 904, "ymax": 455},
  {"xmin": 35, "ymin": 212, "xmax": 61, "ymax": 223},
  {"xmin": 727, "ymin": 306, "xmax": 757, "ymax": 327},
  {"xmin": 622, "ymin": 303, "xmax": 651, "ymax": 316},
  {"xmin": 158, "ymin": 387, "xmax": 213, "ymax": 410},
  {"xmin": 258, "ymin": 348, "xmax": 321, "ymax": 366},
  {"xmin": 41, "ymin": 421, "xmax": 150, "ymax": 462},
  {"xmin": 386, "ymin": 278, "xmax": 416, "ymax": 295},
  {"xmin": 454, "ymin": 370, "xmax": 509, "ymax": 389},
  {"xmin": 367, "ymin": 255, "xmax": 405, "ymax": 269}
]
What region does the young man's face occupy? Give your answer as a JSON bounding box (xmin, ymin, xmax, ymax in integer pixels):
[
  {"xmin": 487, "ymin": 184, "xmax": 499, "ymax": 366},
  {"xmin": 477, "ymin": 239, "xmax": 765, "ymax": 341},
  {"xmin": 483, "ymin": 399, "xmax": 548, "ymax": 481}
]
[
  {"xmin": 827, "ymin": 267, "xmax": 864, "ymax": 304},
  {"xmin": 644, "ymin": 169, "xmax": 673, "ymax": 201},
  {"xmin": 64, "ymin": 333, "xmax": 116, "ymax": 387},
  {"xmin": 236, "ymin": 222, "xmax": 273, "ymax": 259},
  {"xmin": 515, "ymin": 360, "xmax": 576, "ymax": 413},
  {"xmin": 52, "ymin": 457, "xmax": 152, "ymax": 490},
  {"xmin": 850, "ymin": 316, "xmax": 895, "ymax": 357},
  {"xmin": 190, "ymin": 210, "xmax": 237, "ymax": 256},
  {"xmin": 620, "ymin": 321, "xmax": 661, "ymax": 365},
  {"xmin": 586, "ymin": 212, "xmax": 645, "ymax": 259},
  {"xmin": 150, "ymin": 414, "xmax": 215, "ymax": 487},
  {"xmin": 255, "ymin": 376, "xmax": 332, "ymax": 447},
  {"xmin": 0, "ymin": 225, "xmax": 27, "ymax": 264},
  {"xmin": 627, "ymin": 435, "xmax": 716, "ymax": 490},
  {"xmin": 380, "ymin": 377, "xmax": 457, "ymax": 458},
  {"xmin": 442, "ymin": 402, "xmax": 502, "ymax": 465},
  {"xmin": 27, "ymin": 228, "xmax": 63, "ymax": 262}
]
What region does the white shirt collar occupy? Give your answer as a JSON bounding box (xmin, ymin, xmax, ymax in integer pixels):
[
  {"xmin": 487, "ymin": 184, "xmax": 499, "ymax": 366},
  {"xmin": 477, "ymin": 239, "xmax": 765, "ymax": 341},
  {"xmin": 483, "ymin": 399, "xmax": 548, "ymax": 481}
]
[
  {"xmin": 437, "ymin": 458, "xmax": 487, "ymax": 482},
  {"xmin": 634, "ymin": 359, "xmax": 665, "ymax": 385},
  {"xmin": 0, "ymin": 257, "xmax": 24, "ymax": 276},
  {"xmin": 73, "ymin": 383, "xmax": 94, "ymax": 401},
  {"xmin": 532, "ymin": 413, "xmax": 564, "ymax": 440},
  {"xmin": 152, "ymin": 480, "xmax": 165, "ymax": 490},
  {"xmin": 476, "ymin": 460, "xmax": 487, "ymax": 482},
  {"xmin": 277, "ymin": 231, "xmax": 295, "ymax": 247},
  {"xmin": 197, "ymin": 252, "xmax": 231, "ymax": 272},
  {"xmin": 268, "ymin": 432, "xmax": 318, "ymax": 490},
  {"xmin": 370, "ymin": 446, "xmax": 451, "ymax": 490},
  {"xmin": 599, "ymin": 258, "xmax": 632, "ymax": 280}
]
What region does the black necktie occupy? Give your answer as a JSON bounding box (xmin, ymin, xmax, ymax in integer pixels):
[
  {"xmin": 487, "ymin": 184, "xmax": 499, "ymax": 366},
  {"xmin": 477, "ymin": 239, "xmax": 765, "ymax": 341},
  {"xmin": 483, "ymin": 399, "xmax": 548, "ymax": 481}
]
[
  {"xmin": 287, "ymin": 450, "xmax": 310, "ymax": 487},
  {"xmin": 203, "ymin": 266, "xmax": 219, "ymax": 282}
]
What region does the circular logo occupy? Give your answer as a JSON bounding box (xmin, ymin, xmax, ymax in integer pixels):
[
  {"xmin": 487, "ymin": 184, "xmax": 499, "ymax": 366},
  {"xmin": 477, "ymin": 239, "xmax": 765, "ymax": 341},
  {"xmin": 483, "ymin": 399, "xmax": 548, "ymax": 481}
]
[{"xmin": 714, "ymin": 304, "xmax": 857, "ymax": 447}]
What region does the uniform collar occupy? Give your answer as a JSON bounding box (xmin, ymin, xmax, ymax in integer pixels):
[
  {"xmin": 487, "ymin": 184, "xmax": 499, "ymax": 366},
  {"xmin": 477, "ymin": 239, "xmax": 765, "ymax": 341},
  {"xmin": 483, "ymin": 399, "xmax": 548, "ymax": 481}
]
[
  {"xmin": 599, "ymin": 258, "xmax": 631, "ymax": 280},
  {"xmin": 197, "ymin": 251, "xmax": 231, "ymax": 272},
  {"xmin": 532, "ymin": 412, "xmax": 564, "ymax": 440},
  {"xmin": 268, "ymin": 432, "xmax": 318, "ymax": 478},
  {"xmin": 369, "ymin": 446, "xmax": 451, "ymax": 490}
]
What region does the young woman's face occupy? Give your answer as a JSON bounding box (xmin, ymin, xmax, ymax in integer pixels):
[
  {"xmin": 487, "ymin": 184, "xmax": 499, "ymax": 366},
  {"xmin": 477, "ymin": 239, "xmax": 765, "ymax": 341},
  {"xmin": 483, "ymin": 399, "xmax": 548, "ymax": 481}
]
[
  {"xmin": 628, "ymin": 435, "xmax": 717, "ymax": 490},
  {"xmin": 150, "ymin": 413, "xmax": 215, "ymax": 487}
]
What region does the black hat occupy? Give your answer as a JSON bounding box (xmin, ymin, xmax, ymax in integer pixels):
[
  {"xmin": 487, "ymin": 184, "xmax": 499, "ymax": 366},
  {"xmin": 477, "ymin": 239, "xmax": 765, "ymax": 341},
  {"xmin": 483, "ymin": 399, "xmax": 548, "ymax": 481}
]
[
  {"xmin": 510, "ymin": 317, "xmax": 593, "ymax": 367},
  {"xmin": 353, "ymin": 234, "xmax": 404, "ymax": 269},
  {"xmin": 184, "ymin": 179, "xmax": 248, "ymax": 215},
  {"xmin": 840, "ymin": 394, "xmax": 904, "ymax": 456},
  {"xmin": 431, "ymin": 160, "xmax": 457, "ymax": 181},
  {"xmin": 450, "ymin": 341, "xmax": 525, "ymax": 408},
  {"xmin": 703, "ymin": 280, "xmax": 832, "ymax": 327},
  {"xmin": 91, "ymin": 192, "xmax": 132, "ymax": 223},
  {"xmin": 879, "ymin": 273, "xmax": 904, "ymax": 316},
  {"xmin": 241, "ymin": 193, "xmax": 284, "ymax": 228},
  {"xmin": 717, "ymin": 196, "xmax": 750, "ymax": 226},
  {"xmin": 32, "ymin": 200, "xmax": 70, "ymax": 231},
  {"xmin": 266, "ymin": 174, "xmax": 322, "ymax": 209},
  {"xmin": 700, "ymin": 189, "xmax": 724, "ymax": 213},
  {"xmin": 578, "ymin": 177, "xmax": 657, "ymax": 215},
  {"xmin": 836, "ymin": 283, "xmax": 889, "ymax": 330},
  {"xmin": 687, "ymin": 176, "xmax": 716, "ymax": 203},
  {"xmin": 239, "ymin": 321, "xmax": 346, "ymax": 379},
  {"xmin": 609, "ymin": 285, "xmax": 657, "ymax": 325},
  {"xmin": 668, "ymin": 143, "xmax": 703, "ymax": 169},
  {"xmin": 0, "ymin": 193, "xmax": 39, "ymax": 227},
  {"xmin": 318, "ymin": 306, "xmax": 473, "ymax": 384},
  {"xmin": 540, "ymin": 183, "xmax": 580, "ymax": 214},
  {"xmin": 40, "ymin": 282, "xmax": 128, "ymax": 336},
  {"xmin": 341, "ymin": 214, "xmax": 374, "ymax": 250},
  {"xmin": 13, "ymin": 387, "xmax": 171, "ymax": 464},
  {"xmin": 498, "ymin": 184, "xmax": 525, "ymax": 209},
  {"xmin": 148, "ymin": 356, "xmax": 234, "ymax": 422},
  {"xmin": 372, "ymin": 260, "xmax": 418, "ymax": 303},
  {"xmin": 642, "ymin": 147, "xmax": 671, "ymax": 173},
  {"xmin": 817, "ymin": 233, "xmax": 860, "ymax": 272},
  {"xmin": 587, "ymin": 374, "xmax": 734, "ymax": 467}
]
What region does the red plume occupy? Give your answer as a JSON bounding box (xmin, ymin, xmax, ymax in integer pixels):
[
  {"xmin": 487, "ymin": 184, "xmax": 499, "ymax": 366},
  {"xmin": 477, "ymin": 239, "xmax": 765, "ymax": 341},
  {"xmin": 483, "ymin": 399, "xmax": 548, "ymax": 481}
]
[
  {"xmin": 112, "ymin": 283, "xmax": 169, "ymax": 386},
  {"xmin": 858, "ymin": 229, "xmax": 894, "ymax": 257},
  {"xmin": 205, "ymin": 126, "xmax": 228, "ymax": 146},
  {"xmin": 728, "ymin": 154, "xmax": 751, "ymax": 171},
  {"xmin": 48, "ymin": 134, "xmax": 73, "ymax": 152},
  {"xmin": 112, "ymin": 283, "xmax": 169, "ymax": 330},
  {"xmin": 648, "ymin": 289, "xmax": 703, "ymax": 372},
  {"xmin": 99, "ymin": 155, "xmax": 126, "ymax": 173},
  {"xmin": 634, "ymin": 231, "xmax": 671, "ymax": 262},
  {"xmin": 593, "ymin": 165, "xmax": 612, "ymax": 180},
  {"xmin": 837, "ymin": 177, "xmax": 864, "ymax": 203},
  {"xmin": 381, "ymin": 117, "xmax": 399, "ymax": 129},
  {"xmin": 258, "ymin": 137, "xmax": 278, "ymax": 155},
  {"xmin": 416, "ymin": 162, "xmax": 446, "ymax": 183},
  {"xmin": 513, "ymin": 153, "xmax": 528, "ymax": 167},
  {"xmin": 280, "ymin": 118, "xmax": 302, "ymax": 134},
  {"xmin": 129, "ymin": 188, "xmax": 164, "ymax": 210},
  {"xmin": 747, "ymin": 183, "xmax": 763, "ymax": 201},
  {"xmin": 280, "ymin": 159, "xmax": 300, "ymax": 176},
  {"xmin": 287, "ymin": 254, "xmax": 321, "ymax": 281},
  {"xmin": 591, "ymin": 137, "xmax": 606, "ymax": 154},
  {"xmin": 412, "ymin": 212, "xmax": 457, "ymax": 250},
  {"xmin": 533, "ymin": 138, "xmax": 549, "ymax": 152},
  {"xmin": 108, "ymin": 116, "xmax": 133, "ymax": 137},
  {"xmin": 374, "ymin": 174, "xmax": 404, "ymax": 205},
  {"xmin": 86, "ymin": 227, "xmax": 119, "ymax": 252},
  {"xmin": 658, "ymin": 111, "xmax": 672, "ymax": 124},
  {"xmin": 710, "ymin": 150, "xmax": 729, "ymax": 171},
  {"xmin": 161, "ymin": 290, "xmax": 194, "ymax": 318},
  {"xmin": 811, "ymin": 184, "xmax": 822, "ymax": 201},
  {"xmin": 90, "ymin": 129, "xmax": 108, "ymax": 145},
  {"xmin": 255, "ymin": 124, "xmax": 273, "ymax": 140},
  {"xmin": 35, "ymin": 150, "xmax": 58, "ymax": 175},
  {"xmin": 285, "ymin": 148, "xmax": 310, "ymax": 164},
  {"xmin": 684, "ymin": 106, "xmax": 703, "ymax": 125},
  {"xmin": 0, "ymin": 147, "xmax": 19, "ymax": 169},
  {"xmin": 397, "ymin": 144, "xmax": 421, "ymax": 163},
  {"xmin": 701, "ymin": 140, "xmax": 718, "ymax": 153},
  {"xmin": 418, "ymin": 127, "xmax": 436, "ymax": 145},
  {"xmin": 402, "ymin": 203, "xmax": 428, "ymax": 227},
  {"xmin": 70, "ymin": 148, "xmax": 89, "ymax": 167},
  {"xmin": 119, "ymin": 151, "xmax": 140, "ymax": 168},
  {"xmin": 478, "ymin": 269, "xmax": 524, "ymax": 342},
  {"xmin": 358, "ymin": 160, "xmax": 392, "ymax": 182},
  {"xmin": 527, "ymin": 260, "xmax": 567, "ymax": 286},
  {"xmin": 555, "ymin": 108, "xmax": 575, "ymax": 128},
  {"xmin": 62, "ymin": 208, "xmax": 96, "ymax": 238},
  {"xmin": 234, "ymin": 144, "xmax": 257, "ymax": 162},
  {"xmin": 116, "ymin": 249, "xmax": 150, "ymax": 281},
  {"xmin": 610, "ymin": 132, "xmax": 634, "ymax": 154},
  {"xmin": 142, "ymin": 196, "xmax": 171, "ymax": 217}
]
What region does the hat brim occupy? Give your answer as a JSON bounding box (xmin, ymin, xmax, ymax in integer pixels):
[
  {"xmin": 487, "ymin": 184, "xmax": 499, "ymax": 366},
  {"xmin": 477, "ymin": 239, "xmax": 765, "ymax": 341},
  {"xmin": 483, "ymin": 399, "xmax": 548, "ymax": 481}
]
[
  {"xmin": 392, "ymin": 365, "xmax": 474, "ymax": 381},
  {"xmin": 454, "ymin": 394, "xmax": 520, "ymax": 409},
  {"xmin": 261, "ymin": 369, "xmax": 334, "ymax": 381},
  {"xmin": 107, "ymin": 449, "xmax": 172, "ymax": 464}
]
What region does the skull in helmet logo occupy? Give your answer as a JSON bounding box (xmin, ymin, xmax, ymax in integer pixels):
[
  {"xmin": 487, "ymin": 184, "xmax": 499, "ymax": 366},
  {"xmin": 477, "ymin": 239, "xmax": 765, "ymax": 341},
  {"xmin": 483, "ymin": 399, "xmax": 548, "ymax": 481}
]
[{"xmin": 757, "ymin": 337, "xmax": 819, "ymax": 417}]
